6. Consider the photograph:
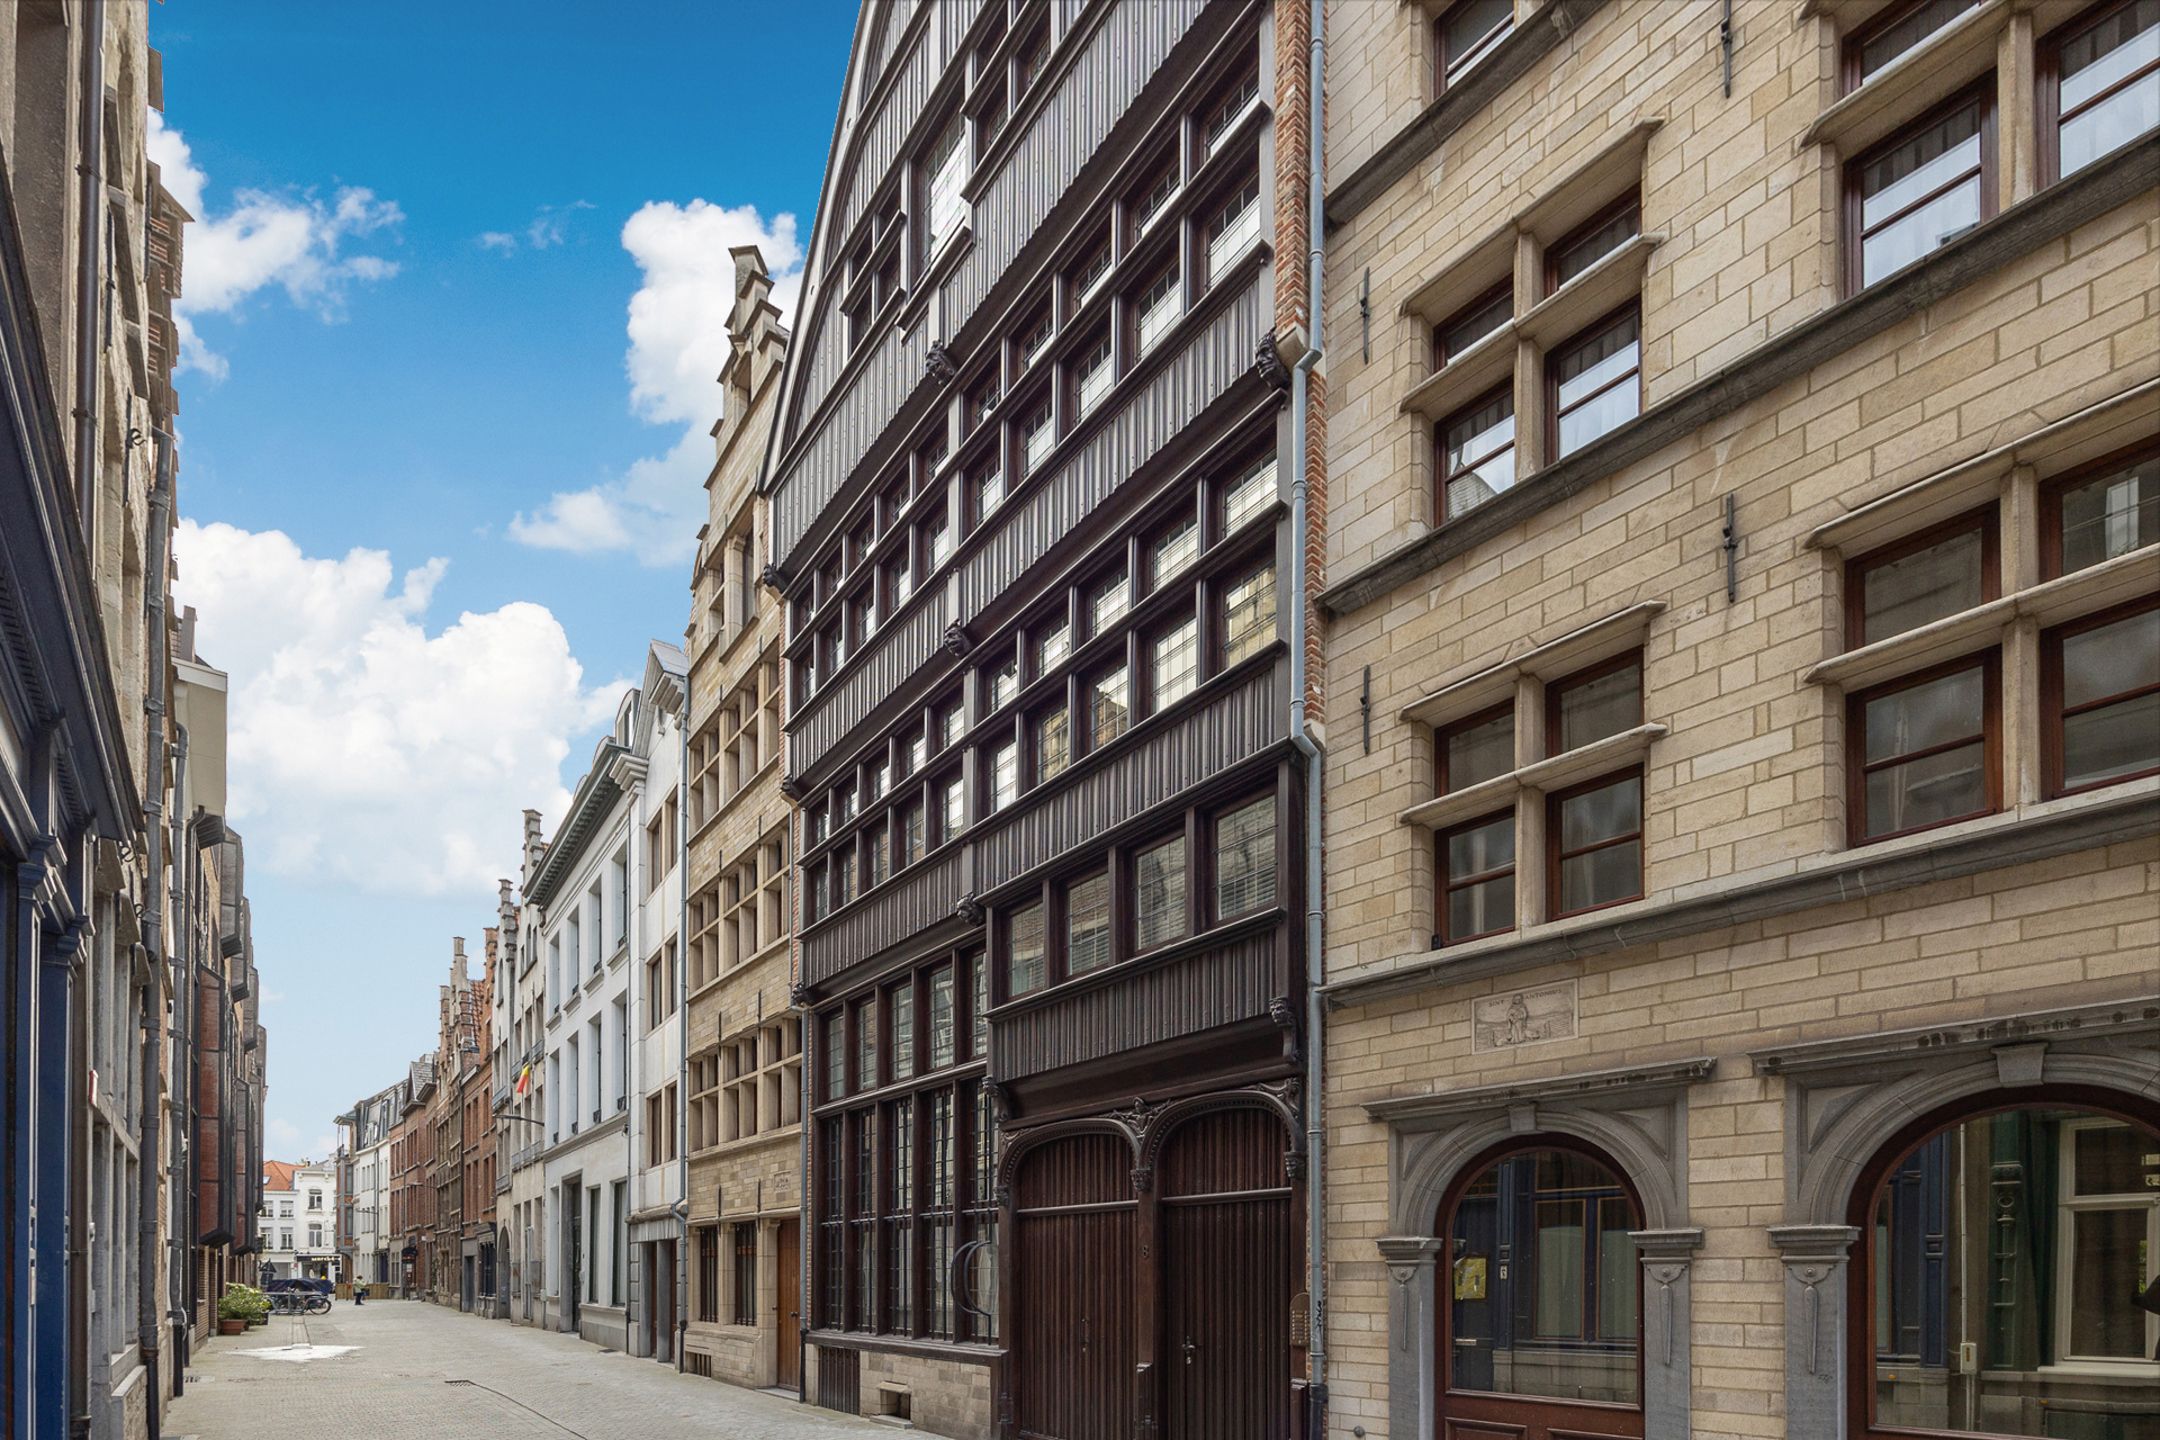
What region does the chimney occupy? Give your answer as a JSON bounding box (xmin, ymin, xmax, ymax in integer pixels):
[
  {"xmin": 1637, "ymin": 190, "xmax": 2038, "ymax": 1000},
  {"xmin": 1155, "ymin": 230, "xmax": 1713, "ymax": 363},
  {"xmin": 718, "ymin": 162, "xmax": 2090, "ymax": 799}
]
[
  {"xmin": 521, "ymin": 808, "xmax": 546, "ymax": 882},
  {"xmin": 452, "ymin": 935, "xmax": 467, "ymax": 986}
]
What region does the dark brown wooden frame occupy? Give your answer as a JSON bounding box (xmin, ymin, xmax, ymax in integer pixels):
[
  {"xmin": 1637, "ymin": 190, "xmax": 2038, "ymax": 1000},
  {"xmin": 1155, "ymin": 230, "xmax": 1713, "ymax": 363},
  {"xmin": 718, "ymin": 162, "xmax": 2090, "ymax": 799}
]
[
  {"xmin": 2037, "ymin": 435, "xmax": 2160, "ymax": 578},
  {"xmin": 1543, "ymin": 192, "xmax": 1643, "ymax": 295},
  {"xmin": 1842, "ymin": 1085, "xmax": 2160, "ymax": 1440},
  {"xmin": 1436, "ymin": 382, "xmax": 1519, "ymax": 525},
  {"xmin": 1844, "ymin": 648, "xmax": 2003, "ymax": 846},
  {"xmin": 1545, "ymin": 302, "xmax": 1643, "ymax": 464},
  {"xmin": 1545, "ymin": 768, "xmax": 1647, "ymax": 921},
  {"xmin": 1437, "ymin": 700, "xmax": 1516, "ymax": 795},
  {"xmin": 1434, "ymin": 283, "xmax": 1513, "ymax": 369},
  {"xmin": 1843, "ymin": 503, "xmax": 2001, "ymax": 650},
  {"xmin": 1841, "ymin": 79, "xmax": 1999, "ymax": 296},
  {"xmin": 1434, "ymin": 1133, "xmax": 1648, "ymax": 1438},
  {"xmin": 2039, "ymin": 594, "xmax": 2160, "ymax": 798},
  {"xmin": 1434, "ymin": 0, "xmax": 1515, "ymax": 96},
  {"xmin": 1544, "ymin": 650, "xmax": 1644, "ymax": 757},
  {"xmin": 1437, "ymin": 808, "xmax": 1518, "ymax": 945},
  {"xmin": 1840, "ymin": 0, "xmax": 1980, "ymax": 93},
  {"xmin": 2037, "ymin": 0, "xmax": 2160, "ymax": 188}
]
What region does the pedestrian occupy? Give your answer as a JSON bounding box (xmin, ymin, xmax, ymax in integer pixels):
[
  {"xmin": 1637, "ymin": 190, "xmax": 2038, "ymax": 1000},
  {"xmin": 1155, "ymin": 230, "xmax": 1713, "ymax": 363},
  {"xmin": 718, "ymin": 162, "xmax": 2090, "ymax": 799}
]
[{"xmin": 354, "ymin": 1277, "xmax": 367, "ymax": 1306}]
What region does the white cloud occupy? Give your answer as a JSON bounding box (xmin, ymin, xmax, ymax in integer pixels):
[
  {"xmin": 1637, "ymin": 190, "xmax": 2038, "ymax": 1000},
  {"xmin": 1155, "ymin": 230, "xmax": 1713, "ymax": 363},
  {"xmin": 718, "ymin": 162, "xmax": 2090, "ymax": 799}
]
[
  {"xmin": 171, "ymin": 519, "xmax": 624, "ymax": 898},
  {"xmin": 148, "ymin": 112, "xmax": 402, "ymax": 378},
  {"xmin": 509, "ymin": 199, "xmax": 802, "ymax": 567},
  {"xmin": 475, "ymin": 200, "xmax": 594, "ymax": 255}
]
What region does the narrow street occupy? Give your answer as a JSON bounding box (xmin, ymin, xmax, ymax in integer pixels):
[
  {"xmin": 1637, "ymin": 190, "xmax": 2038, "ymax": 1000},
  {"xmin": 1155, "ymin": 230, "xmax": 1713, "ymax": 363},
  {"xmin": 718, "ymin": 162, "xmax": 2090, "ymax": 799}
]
[{"xmin": 165, "ymin": 1300, "xmax": 883, "ymax": 1439}]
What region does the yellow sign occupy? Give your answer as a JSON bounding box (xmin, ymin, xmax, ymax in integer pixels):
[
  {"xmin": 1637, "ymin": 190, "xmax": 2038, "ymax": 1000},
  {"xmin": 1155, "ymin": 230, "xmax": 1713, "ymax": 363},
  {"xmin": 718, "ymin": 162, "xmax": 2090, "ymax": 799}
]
[{"xmin": 1454, "ymin": 1256, "xmax": 1488, "ymax": 1301}]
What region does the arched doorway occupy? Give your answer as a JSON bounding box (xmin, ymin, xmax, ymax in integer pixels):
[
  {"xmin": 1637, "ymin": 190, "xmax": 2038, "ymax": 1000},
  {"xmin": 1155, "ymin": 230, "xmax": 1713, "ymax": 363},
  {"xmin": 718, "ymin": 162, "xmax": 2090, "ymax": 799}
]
[
  {"xmin": 1158, "ymin": 1106, "xmax": 1295, "ymax": 1440},
  {"xmin": 1012, "ymin": 1131, "xmax": 1135, "ymax": 1440},
  {"xmin": 1848, "ymin": 1095, "xmax": 2160, "ymax": 1439},
  {"xmin": 1436, "ymin": 1137, "xmax": 1645, "ymax": 1440}
]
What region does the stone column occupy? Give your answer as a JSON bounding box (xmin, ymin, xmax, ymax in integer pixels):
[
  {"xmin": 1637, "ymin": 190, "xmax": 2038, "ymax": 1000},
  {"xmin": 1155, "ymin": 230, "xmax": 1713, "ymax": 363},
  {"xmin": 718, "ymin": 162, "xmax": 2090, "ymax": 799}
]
[
  {"xmin": 1376, "ymin": 1235, "xmax": 1447, "ymax": 1440},
  {"xmin": 1769, "ymin": 1224, "xmax": 1860, "ymax": 1440},
  {"xmin": 1635, "ymin": 1227, "xmax": 1704, "ymax": 1439}
]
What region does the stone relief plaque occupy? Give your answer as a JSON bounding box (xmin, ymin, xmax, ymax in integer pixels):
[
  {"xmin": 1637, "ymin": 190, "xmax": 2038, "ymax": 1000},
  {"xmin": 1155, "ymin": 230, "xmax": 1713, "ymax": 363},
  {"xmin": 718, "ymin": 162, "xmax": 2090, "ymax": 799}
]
[{"xmin": 1471, "ymin": 980, "xmax": 1578, "ymax": 1053}]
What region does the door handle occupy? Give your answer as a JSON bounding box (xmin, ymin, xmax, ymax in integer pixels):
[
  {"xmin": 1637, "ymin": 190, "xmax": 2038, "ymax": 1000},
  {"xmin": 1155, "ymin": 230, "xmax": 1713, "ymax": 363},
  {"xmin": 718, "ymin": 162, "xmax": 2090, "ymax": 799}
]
[
  {"xmin": 1080, "ymin": 1317, "xmax": 1089, "ymax": 1351},
  {"xmin": 1182, "ymin": 1335, "xmax": 1197, "ymax": 1366}
]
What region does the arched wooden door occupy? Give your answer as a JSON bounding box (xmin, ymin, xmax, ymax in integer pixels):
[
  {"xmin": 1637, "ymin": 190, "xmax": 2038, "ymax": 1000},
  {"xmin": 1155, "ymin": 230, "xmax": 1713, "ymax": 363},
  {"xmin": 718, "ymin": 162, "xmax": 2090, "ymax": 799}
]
[
  {"xmin": 1159, "ymin": 1107, "xmax": 1294, "ymax": 1440},
  {"xmin": 1014, "ymin": 1132, "xmax": 1136, "ymax": 1440},
  {"xmin": 1438, "ymin": 1139, "xmax": 1644, "ymax": 1440}
]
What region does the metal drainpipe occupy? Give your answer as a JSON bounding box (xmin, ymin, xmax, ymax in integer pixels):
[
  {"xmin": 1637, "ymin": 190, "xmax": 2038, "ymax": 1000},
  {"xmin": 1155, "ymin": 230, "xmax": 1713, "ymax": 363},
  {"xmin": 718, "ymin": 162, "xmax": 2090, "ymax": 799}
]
[
  {"xmin": 137, "ymin": 428, "xmax": 174, "ymax": 1438},
  {"xmin": 793, "ymin": 727, "xmax": 810, "ymax": 1405},
  {"xmin": 72, "ymin": 0, "xmax": 106, "ymax": 542},
  {"xmin": 166, "ymin": 726, "xmax": 189, "ymax": 1395},
  {"xmin": 673, "ymin": 695, "xmax": 690, "ymax": 1372},
  {"xmin": 1285, "ymin": 0, "xmax": 1329, "ymax": 1431}
]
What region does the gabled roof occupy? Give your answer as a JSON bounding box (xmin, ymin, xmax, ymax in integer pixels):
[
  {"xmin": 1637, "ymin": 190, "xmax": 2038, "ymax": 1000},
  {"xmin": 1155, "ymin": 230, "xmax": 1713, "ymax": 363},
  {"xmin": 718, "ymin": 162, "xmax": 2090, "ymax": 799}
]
[{"xmin": 262, "ymin": 1159, "xmax": 299, "ymax": 1192}]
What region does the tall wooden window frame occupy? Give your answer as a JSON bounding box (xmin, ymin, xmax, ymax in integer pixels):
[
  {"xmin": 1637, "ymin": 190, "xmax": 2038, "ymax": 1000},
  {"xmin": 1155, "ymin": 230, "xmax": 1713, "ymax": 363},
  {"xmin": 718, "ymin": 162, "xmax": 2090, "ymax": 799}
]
[
  {"xmin": 1546, "ymin": 770, "xmax": 1646, "ymax": 921},
  {"xmin": 1842, "ymin": 81, "xmax": 1999, "ymax": 295},
  {"xmin": 2038, "ymin": 436, "xmax": 2160, "ymax": 578},
  {"xmin": 2040, "ymin": 595, "xmax": 2160, "ymax": 798},
  {"xmin": 2038, "ymin": 0, "xmax": 2160, "ymax": 186},
  {"xmin": 1844, "ymin": 506, "xmax": 2000, "ymax": 650},
  {"xmin": 1845, "ymin": 649, "xmax": 2002, "ymax": 845}
]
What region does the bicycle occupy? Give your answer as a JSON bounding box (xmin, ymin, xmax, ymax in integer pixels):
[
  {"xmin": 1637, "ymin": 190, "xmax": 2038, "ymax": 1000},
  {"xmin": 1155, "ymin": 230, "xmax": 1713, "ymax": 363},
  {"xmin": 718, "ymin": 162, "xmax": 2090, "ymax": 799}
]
[{"xmin": 270, "ymin": 1289, "xmax": 330, "ymax": 1315}]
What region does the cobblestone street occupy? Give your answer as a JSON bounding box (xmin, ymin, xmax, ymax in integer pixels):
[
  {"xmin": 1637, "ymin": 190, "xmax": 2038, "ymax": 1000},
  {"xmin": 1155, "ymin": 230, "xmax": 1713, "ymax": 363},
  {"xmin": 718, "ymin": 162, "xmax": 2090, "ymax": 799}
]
[{"xmin": 166, "ymin": 1300, "xmax": 884, "ymax": 1439}]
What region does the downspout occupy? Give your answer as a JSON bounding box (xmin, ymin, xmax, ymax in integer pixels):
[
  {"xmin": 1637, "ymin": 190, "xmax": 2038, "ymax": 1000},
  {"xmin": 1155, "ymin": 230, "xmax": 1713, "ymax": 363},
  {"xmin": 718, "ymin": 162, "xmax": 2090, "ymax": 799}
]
[
  {"xmin": 165, "ymin": 727, "xmax": 189, "ymax": 1395},
  {"xmin": 137, "ymin": 428, "xmax": 174, "ymax": 1439},
  {"xmin": 673, "ymin": 695, "xmax": 689, "ymax": 1372},
  {"xmin": 794, "ymin": 768, "xmax": 810, "ymax": 1405},
  {"xmin": 1285, "ymin": 0, "xmax": 1329, "ymax": 1433},
  {"xmin": 72, "ymin": 0, "xmax": 107, "ymax": 541}
]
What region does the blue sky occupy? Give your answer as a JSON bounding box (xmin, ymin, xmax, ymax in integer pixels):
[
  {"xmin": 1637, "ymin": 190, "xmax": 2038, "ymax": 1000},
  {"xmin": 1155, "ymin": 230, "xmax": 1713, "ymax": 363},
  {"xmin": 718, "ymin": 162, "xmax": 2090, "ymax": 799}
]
[{"xmin": 152, "ymin": 0, "xmax": 855, "ymax": 1160}]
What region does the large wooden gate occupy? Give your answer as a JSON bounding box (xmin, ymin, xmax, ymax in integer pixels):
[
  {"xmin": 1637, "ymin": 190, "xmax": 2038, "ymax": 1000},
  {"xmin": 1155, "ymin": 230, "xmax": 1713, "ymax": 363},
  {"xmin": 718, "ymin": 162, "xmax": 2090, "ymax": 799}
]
[
  {"xmin": 1014, "ymin": 1132, "xmax": 1136, "ymax": 1440},
  {"xmin": 1159, "ymin": 1108, "xmax": 1293, "ymax": 1440}
]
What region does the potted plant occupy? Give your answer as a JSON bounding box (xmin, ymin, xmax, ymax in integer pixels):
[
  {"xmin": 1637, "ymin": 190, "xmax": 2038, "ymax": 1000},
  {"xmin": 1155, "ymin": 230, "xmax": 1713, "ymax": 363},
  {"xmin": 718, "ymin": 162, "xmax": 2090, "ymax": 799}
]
[{"xmin": 216, "ymin": 1284, "xmax": 256, "ymax": 1336}]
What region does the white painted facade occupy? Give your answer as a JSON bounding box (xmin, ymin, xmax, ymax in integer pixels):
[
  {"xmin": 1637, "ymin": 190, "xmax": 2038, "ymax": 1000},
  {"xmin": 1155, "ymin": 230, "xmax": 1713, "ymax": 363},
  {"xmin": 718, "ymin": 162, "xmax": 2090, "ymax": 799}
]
[{"xmin": 257, "ymin": 1161, "xmax": 335, "ymax": 1281}]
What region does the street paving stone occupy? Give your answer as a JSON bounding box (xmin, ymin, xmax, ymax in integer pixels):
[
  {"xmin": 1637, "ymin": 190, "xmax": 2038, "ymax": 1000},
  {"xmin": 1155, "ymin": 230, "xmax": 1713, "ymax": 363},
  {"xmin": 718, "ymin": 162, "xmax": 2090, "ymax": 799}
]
[{"xmin": 166, "ymin": 1298, "xmax": 889, "ymax": 1438}]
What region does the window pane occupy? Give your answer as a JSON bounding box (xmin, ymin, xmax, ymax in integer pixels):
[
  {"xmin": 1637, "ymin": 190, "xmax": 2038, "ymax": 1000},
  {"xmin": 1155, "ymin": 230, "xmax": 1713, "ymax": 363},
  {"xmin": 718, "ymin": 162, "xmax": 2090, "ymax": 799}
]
[
  {"xmin": 1858, "ymin": 0, "xmax": 1979, "ymax": 82},
  {"xmin": 1067, "ymin": 873, "xmax": 1112, "ymax": 975},
  {"xmin": 929, "ymin": 967, "xmax": 956, "ymax": 1069},
  {"xmin": 2063, "ymin": 609, "xmax": 2160, "ymax": 710},
  {"xmin": 2059, "ymin": 0, "xmax": 2160, "ymax": 176},
  {"xmin": 2058, "ymin": 456, "xmax": 2160, "ymax": 573},
  {"xmin": 990, "ymin": 740, "xmax": 1018, "ymax": 811},
  {"xmin": 1153, "ymin": 618, "xmax": 1198, "ymax": 708},
  {"xmin": 1036, "ymin": 619, "xmax": 1071, "ymax": 675},
  {"xmin": 1153, "ymin": 517, "xmax": 1199, "ymax": 587},
  {"xmin": 1448, "ymin": 1148, "xmax": 1640, "ymax": 1405},
  {"xmin": 1559, "ymin": 838, "xmax": 1641, "ymax": 913},
  {"xmin": 1445, "ymin": 710, "xmax": 1515, "ymax": 791},
  {"xmin": 891, "ymin": 986, "xmax": 915, "ymax": 1082},
  {"xmin": 1863, "ymin": 666, "xmax": 1985, "ymax": 764},
  {"xmin": 1558, "ymin": 776, "xmax": 1641, "ymax": 850},
  {"xmin": 1090, "ymin": 570, "xmax": 1131, "ymax": 635},
  {"xmin": 1447, "ymin": 874, "xmax": 1515, "ymax": 941},
  {"xmin": 1447, "ymin": 814, "xmax": 1515, "ymax": 878},
  {"xmin": 1089, "ymin": 666, "xmax": 1130, "ymax": 750},
  {"xmin": 1036, "ymin": 707, "xmax": 1070, "ymax": 782},
  {"xmin": 2072, "ymin": 1118, "xmax": 2148, "ymax": 1195},
  {"xmin": 1135, "ymin": 836, "xmax": 1188, "ymax": 950},
  {"xmin": 1216, "ymin": 796, "xmax": 1277, "ymax": 918},
  {"xmin": 1870, "ymin": 1109, "xmax": 2160, "ymax": 1433},
  {"xmin": 1438, "ymin": 290, "xmax": 1511, "ymax": 361},
  {"xmin": 1554, "ymin": 312, "xmax": 1641, "ymax": 457},
  {"xmin": 1556, "ymin": 662, "xmax": 1641, "ymax": 751},
  {"xmin": 2062, "ymin": 689, "xmax": 2160, "ymax": 790},
  {"xmin": 1550, "ymin": 204, "xmax": 1640, "ymax": 288},
  {"xmin": 1860, "ymin": 103, "xmax": 1984, "ymax": 285},
  {"xmin": 1861, "ymin": 528, "xmax": 1984, "ymax": 643},
  {"xmin": 1863, "ymin": 742, "xmax": 1988, "ymax": 837},
  {"xmin": 1221, "ymin": 463, "xmax": 1274, "ymax": 533},
  {"xmin": 1007, "ymin": 904, "xmax": 1047, "ymax": 998},
  {"xmin": 1222, "ymin": 566, "xmax": 1277, "ymax": 666},
  {"xmin": 1442, "ymin": 0, "xmax": 1514, "ymax": 83},
  {"xmin": 1442, "ymin": 390, "xmax": 1517, "ymax": 519}
]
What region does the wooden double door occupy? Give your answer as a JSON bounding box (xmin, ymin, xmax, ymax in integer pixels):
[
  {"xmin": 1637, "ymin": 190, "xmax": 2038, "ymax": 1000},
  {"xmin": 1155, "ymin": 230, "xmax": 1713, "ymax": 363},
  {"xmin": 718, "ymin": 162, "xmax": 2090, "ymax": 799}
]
[{"xmin": 1012, "ymin": 1107, "xmax": 1295, "ymax": 1440}]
